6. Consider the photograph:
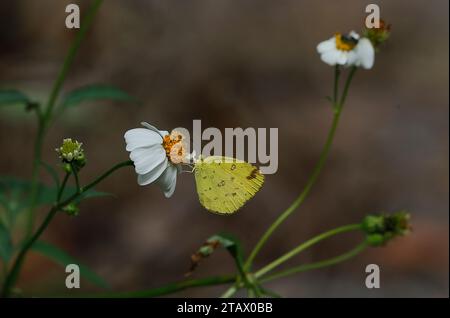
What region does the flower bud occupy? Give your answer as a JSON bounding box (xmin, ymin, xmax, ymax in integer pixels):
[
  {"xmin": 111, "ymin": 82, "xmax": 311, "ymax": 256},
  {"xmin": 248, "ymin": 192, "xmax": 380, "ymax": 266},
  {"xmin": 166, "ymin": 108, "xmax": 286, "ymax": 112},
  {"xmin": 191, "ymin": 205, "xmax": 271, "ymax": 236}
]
[
  {"xmin": 362, "ymin": 211, "xmax": 411, "ymax": 246},
  {"xmin": 363, "ymin": 19, "xmax": 391, "ymax": 49},
  {"xmin": 62, "ymin": 203, "xmax": 79, "ymax": 216},
  {"xmin": 55, "ymin": 138, "xmax": 86, "ymax": 171}
]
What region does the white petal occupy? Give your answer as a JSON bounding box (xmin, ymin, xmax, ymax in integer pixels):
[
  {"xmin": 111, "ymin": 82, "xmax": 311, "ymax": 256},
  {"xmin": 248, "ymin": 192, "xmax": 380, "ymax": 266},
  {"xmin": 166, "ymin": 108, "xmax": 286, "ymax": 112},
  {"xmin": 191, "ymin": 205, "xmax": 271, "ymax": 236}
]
[
  {"xmin": 156, "ymin": 164, "xmax": 178, "ymax": 198},
  {"xmin": 141, "ymin": 122, "xmax": 169, "ymax": 138},
  {"xmin": 321, "ymin": 49, "xmax": 341, "ymax": 66},
  {"xmin": 336, "ymin": 51, "xmax": 349, "ymax": 65},
  {"xmin": 317, "ymin": 38, "xmax": 336, "ymax": 54},
  {"xmin": 130, "ymin": 145, "xmax": 167, "ymax": 175},
  {"xmin": 137, "ymin": 159, "xmax": 168, "ymax": 186},
  {"xmin": 345, "ymin": 50, "xmax": 358, "ymax": 66},
  {"xmin": 124, "ymin": 128, "xmax": 163, "ymax": 151},
  {"xmin": 356, "ymin": 38, "xmax": 375, "ymax": 69}
]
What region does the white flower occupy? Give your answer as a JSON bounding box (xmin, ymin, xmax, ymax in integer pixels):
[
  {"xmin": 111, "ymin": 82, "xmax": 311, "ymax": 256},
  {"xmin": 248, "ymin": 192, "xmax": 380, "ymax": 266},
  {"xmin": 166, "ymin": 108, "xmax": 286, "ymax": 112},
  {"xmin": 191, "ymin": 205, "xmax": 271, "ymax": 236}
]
[
  {"xmin": 317, "ymin": 31, "xmax": 375, "ymax": 69},
  {"xmin": 353, "ymin": 38, "xmax": 375, "ymax": 69},
  {"xmin": 124, "ymin": 122, "xmax": 186, "ymax": 198}
]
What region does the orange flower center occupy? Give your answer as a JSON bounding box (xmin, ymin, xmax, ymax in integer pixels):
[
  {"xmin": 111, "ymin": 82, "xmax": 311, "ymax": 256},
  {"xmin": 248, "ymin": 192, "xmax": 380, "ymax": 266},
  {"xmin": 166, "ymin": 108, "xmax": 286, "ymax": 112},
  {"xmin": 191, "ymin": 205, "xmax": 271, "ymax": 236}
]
[
  {"xmin": 162, "ymin": 131, "xmax": 185, "ymax": 163},
  {"xmin": 335, "ymin": 33, "xmax": 358, "ymax": 51}
]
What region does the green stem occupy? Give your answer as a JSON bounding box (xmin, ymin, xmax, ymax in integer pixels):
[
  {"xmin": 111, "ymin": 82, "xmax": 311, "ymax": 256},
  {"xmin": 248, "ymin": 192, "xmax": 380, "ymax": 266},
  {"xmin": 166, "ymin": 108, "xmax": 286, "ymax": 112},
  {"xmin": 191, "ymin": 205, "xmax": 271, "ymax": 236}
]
[
  {"xmin": 333, "ymin": 65, "xmax": 340, "ymax": 106},
  {"xmin": 97, "ymin": 275, "xmax": 235, "ymax": 298},
  {"xmin": 25, "ymin": 120, "xmax": 45, "ymax": 237},
  {"xmin": 25, "ymin": 0, "xmax": 104, "ymax": 238},
  {"xmin": 1, "ymin": 160, "xmax": 132, "ymax": 297},
  {"xmin": 57, "ymin": 160, "xmax": 133, "ymax": 210},
  {"xmin": 254, "ymin": 224, "xmax": 362, "ymax": 279},
  {"xmin": 338, "ymin": 66, "xmax": 357, "ymax": 110},
  {"xmin": 57, "ymin": 172, "xmax": 70, "ymax": 202},
  {"xmin": 259, "ymin": 241, "xmax": 368, "ymax": 283},
  {"xmin": 245, "ymin": 66, "xmax": 357, "ymax": 270},
  {"xmin": 220, "ymin": 285, "xmax": 239, "ymax": 298},
  {"xmin": 42, "ymin": 0, "xmax": 103, "ymax": 124},
  {"xmin": 71, "ymin": 164, "xmax": 82, "ymax": 194}
]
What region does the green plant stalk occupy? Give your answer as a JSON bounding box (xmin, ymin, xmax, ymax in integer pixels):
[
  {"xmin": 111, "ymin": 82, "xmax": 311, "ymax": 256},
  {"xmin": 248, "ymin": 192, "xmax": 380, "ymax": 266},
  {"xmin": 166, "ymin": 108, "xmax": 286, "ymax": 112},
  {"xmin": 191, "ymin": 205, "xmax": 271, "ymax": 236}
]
[
  {"xmin": 222, "ymin": 222, "xmax": 362, "ymax": 298},
  {"xmin": 333, "ymin": 65, "xmax": 340, "ymax": 106},
  {"xmin": 1, "ymin": 160, "xmax": 132, "ymax": 297},
  {"xmin": 259, "ymin": 241, "xmax": 368, "ymax": 283},
  {"xmin": 57, "ymin": 172, "xmax": 70, "ymax": 202},
  {"xmin": 221, "ymin": 285, "xmax": 239, "ymax": 298},
  {"xmin": 25, "ymin": 0, "xmax": 104, "ymax": 238},
  {"xmin": 71, "ymin": 163, "xmax": 82, "ymax": 194},
  {"xmin": 245, "ymin": 66, "xmax": 357, "ymax": 270},
  {"xmin": 254, "ymin": 223, "xmax": 361, "ymax": 279},
  {"xmin": 96, "ymin": 275, "xmax": 235, "ymax": 298}
]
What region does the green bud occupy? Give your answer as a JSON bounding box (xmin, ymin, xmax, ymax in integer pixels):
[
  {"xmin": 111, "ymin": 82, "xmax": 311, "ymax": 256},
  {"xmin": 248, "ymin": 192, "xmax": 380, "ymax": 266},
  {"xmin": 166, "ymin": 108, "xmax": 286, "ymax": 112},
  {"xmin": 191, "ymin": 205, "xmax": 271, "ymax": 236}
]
[
  {"xmin": 362, "ymin": 211, "xmax": 411, "ymax": 246},
  {"xmin": 56, "ymin": 138, "xmax": 86, "ymax": 171},
  {"xmin": 63, "ymin": 163, "xmax": 72, "ymax": 173},
  {"xmin": 62, "ymin": 203, "xmax": 79, "ymax": 216},
  {"xmin": 363, "ymin": 19, "xmax": 391, "ymax": 49},
  {"xmin": 361, "ymin": 215, "xmax": 385, "ymax": 233},
  {"xmin": 366, "ymin": 233, "xmax": 385, "ymax": 246}
]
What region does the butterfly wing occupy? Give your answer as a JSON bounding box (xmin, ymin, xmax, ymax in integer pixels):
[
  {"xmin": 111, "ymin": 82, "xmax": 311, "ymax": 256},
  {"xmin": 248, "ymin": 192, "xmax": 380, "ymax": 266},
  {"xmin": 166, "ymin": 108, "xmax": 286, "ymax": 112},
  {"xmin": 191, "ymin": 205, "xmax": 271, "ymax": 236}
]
[{"xmin": 194, "ymin": 156, "xmax": 265, "ymax": 215}]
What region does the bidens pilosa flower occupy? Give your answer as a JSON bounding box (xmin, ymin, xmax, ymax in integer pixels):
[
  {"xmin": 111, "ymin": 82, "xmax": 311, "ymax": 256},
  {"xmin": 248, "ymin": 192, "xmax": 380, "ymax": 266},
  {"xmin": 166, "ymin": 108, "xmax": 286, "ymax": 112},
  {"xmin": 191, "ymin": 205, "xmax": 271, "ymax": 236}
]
[
  {"xmin": 317, "ymin": 31, "xmax": 375, "ymax": 69},
  {"xmin": 55, "ymin": 138, "xmax": 86, "ymax": 171},
  {"xmin": 124, "ymin": 122, "xmax": 188, "ymax": 198}
]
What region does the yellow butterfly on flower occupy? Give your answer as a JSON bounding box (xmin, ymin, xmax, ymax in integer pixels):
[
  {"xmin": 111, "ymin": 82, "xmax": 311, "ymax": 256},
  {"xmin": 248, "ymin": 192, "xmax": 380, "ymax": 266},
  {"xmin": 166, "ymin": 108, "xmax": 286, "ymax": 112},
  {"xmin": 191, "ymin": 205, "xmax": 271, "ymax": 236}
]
[
  {"xmin": 124, "ymin": 122, "xmax": 265, "ymax": 215},
  {"xmin": 193, "ymin": 156, "xmax": 264, "ymax": 215}
]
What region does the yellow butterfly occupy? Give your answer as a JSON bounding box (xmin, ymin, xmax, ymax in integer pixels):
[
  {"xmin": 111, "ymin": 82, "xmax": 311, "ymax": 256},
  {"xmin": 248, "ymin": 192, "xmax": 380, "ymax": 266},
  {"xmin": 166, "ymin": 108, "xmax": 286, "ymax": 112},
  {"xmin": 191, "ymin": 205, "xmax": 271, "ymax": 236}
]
[{"xmin": 194, "ymin": 156, "xmax": 265, "ymax": 215}]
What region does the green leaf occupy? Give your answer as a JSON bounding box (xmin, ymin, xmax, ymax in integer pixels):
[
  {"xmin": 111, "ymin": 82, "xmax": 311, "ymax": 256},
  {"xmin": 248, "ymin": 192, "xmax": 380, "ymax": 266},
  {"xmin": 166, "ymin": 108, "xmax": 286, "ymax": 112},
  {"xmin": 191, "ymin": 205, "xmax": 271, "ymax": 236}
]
[
  {"xmin": 62, "ymin": 84, "xmax": 139, "ymax": 108},
  {"xmin": 32, "ymin": 241, "xmax": 110, "ymax": 289},
  {"xmin": 0, "ymin": 177, "xmax": 34, "ymax": 215},
  {"xmin": 0, "ymin": 89, "xmax": 32, "ymax": 107},
  {"xmin": 0, "ymin": 223, "xmax": 13, "ymax": 262},
  {"xmin": 208, "ymin": 233, "xmax": 245, "ymax": 270}
]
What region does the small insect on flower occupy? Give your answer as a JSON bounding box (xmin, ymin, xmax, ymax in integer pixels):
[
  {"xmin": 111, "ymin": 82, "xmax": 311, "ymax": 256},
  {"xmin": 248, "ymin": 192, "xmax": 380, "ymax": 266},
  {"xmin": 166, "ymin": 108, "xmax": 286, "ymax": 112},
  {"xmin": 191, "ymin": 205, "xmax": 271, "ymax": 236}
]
[
  {"xmin": 124, "ymin": 122, "xmax": 188, "ymax": 198},
  {"xmin": 317, "ymin": 31, "xmax": 375, "ymax": 69}
]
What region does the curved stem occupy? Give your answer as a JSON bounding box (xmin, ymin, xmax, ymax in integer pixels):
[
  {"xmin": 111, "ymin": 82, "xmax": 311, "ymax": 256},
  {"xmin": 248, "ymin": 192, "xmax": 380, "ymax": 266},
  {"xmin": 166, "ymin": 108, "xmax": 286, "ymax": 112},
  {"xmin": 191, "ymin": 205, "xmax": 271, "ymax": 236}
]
[
  {"xmin": 1, "ymin": 160, "xmax": 132, "ymax": 297},
  {"xmin": 259, "ymin": 241, "xmax": 368, "ymax": 283},
  {"xmin": 254, "ymin": 223, "xmax": 362, "ymax": 279},
  {"xmin": 245, "ymin": 67, "xmax": 357, "ymax": 270},
  {"xmin": 25, "ymin": 0, "xmax": 104, "ymax": 238},
  {"xmin": 96, "ymin": 275, "xmax": 235, "ymax": 298}
]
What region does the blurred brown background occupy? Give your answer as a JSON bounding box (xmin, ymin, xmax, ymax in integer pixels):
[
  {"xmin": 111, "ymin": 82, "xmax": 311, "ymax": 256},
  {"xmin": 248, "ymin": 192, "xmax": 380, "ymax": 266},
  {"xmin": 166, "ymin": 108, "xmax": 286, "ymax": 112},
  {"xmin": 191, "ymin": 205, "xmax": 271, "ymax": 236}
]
[{"xmin": 0, "ymin": 0, "xmax": 448, "ymax": 297}]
